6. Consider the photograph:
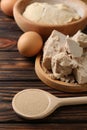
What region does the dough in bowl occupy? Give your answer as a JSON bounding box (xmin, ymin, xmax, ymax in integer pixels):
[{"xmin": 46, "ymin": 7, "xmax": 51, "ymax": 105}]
[{"xmin": 23, "ymin": 2, "xmax": 80, "ymax": 25}]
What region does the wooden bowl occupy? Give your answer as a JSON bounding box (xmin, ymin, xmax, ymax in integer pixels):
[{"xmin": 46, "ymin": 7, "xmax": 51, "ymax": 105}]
[
  {"xmin": 35, "ymin": 54, "xmax": 87, "ymax": 93},
  {"xmin": 13, "ymin": 0, "xmax": 87, "ymax": 38}
]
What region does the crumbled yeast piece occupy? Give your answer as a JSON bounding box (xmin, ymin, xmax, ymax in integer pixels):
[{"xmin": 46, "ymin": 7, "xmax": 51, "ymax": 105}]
[
  {"xmin": 60, "ymin": 75, "xmax": 75, "ymax": 83},
  {"xmin": 42, "ymin": 30, "xmax": 66, "ymax": 71},
  {"xmin": 72, "ymin": 30, "xmax": 87, "ymax": 48},
  {"xmin": 74, "ymin": 67, "xmax": 87, "ymax": 84},
  {"xmin": 51, "ymin": 52, "xmax": 72, "ymax": 79},
  {"xmin": 51, "ymin": 52, "xmax": 77, "ymax": 79},
  {"xmin": 65, "ymin": 37, "xmax": 83, "ymax": 57},
  {"xmin": 73, "ymin": 55, "xmax": 87, "ymax": 84}
]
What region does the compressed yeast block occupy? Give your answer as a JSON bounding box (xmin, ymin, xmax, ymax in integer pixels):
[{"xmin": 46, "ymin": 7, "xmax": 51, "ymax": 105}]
[
  {"xmin": 66, "ymin": 37, "xmax": 83, "ymax": 57},
  {"xmin": 42, "ymin": 30, "xmax": 66, "ymax": 71},
  {"xmin": 73, "ymin": 56, "xmax": 87, "ymax": 84},
  {"xmin": 72, "ymin": 30, "xmax": 87, "ymax": 48}
]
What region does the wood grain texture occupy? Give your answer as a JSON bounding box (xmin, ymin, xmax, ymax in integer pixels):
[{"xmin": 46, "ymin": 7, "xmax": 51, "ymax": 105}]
[
  {"xmin": 1, "ymin": 123, "xmax": 87, "ymax": 130},
  {"xmin": 0, "ymin": 4, "xmax": 87, "ymax": 129}
]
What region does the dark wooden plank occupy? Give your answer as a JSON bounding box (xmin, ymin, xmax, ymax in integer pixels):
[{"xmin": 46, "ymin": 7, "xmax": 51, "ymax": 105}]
[
  {"xmin": 0, "ymin": 21, "xmax": 22, "ymax": 40},
  {"xmin": 0, "ymin": 70, "xmax": 37, "ymax": 81},
  {"xmin": 0, "ymin": 51, "xmax": 36, "ymax": 62},
  {"xmin": 0, "ymin": 51, "xmax": 24, "ymax": 60},
  {"xmin": 0, "ymin": 52, "xmax": 35, "ymax": 70},
  {"xmin": 0, "ymin": 123, "xmax": 87, "ymax": 130},
  {"xmin": 0, "ymin": 11, "xmax": 23, "ymax": 40},
  {"xmin": 0, "ymin": 83, "xmax": 87, "ymax": 123},
  {"xmin": 0, "ymin": 81, "xmax": 87, "ymax": 96},
  {"xmin": 0, "ymin": 61, "xmax": 34, "ymax": 70}
]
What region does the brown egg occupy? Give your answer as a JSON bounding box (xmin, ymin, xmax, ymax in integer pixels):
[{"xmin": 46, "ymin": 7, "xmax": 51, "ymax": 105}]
[
  {"xmin": 1, "ymin": 0, "xmax": 17, "ymax": 17},
  {"xmin": 17, "ymin": 32, "xmax": 43, "ymax": 57}
]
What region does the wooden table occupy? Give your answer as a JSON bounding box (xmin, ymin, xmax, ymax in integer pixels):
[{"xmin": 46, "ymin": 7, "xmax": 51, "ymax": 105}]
[{"xmin": 0, "ymin": 6, "xmax": 87, "ymax": 130}]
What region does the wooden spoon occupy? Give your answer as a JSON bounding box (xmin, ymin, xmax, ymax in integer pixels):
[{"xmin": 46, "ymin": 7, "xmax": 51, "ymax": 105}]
[{"xmin": 12, "ymin": 89, "xmax": 87, "ymax": 119}]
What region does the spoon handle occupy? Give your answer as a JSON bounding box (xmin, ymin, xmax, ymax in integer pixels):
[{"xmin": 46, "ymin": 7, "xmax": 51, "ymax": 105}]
[{"xmin": 60, "ymin": 96, "xmax": 87, "ymax": 106}]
